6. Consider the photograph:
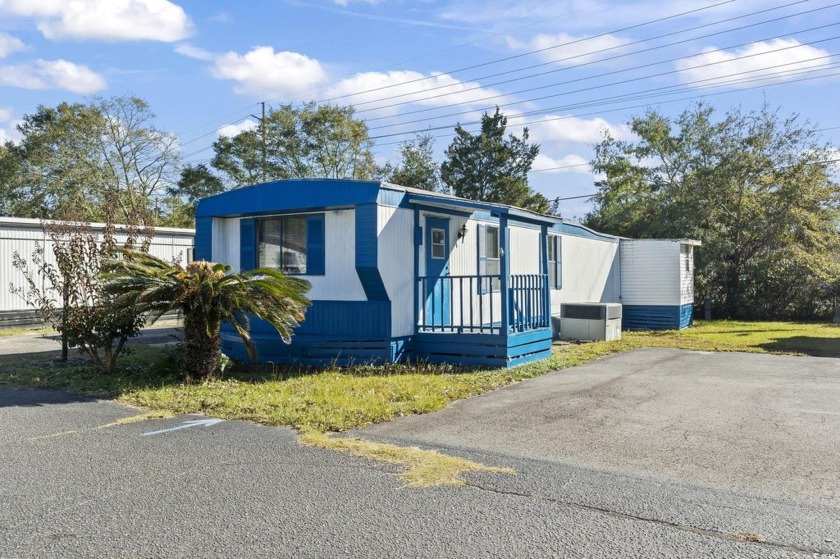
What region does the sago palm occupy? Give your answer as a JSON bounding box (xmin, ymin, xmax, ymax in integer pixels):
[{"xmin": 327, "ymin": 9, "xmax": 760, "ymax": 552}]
[{"xmin": 102, "ymin": 251, "xmax": 311, "ymax": 379}]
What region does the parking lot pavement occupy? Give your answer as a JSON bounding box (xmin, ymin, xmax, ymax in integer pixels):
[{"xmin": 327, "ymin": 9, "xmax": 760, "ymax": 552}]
[
  {"xmin": 0, "ymin": 326, "xmax": 182, "ymax": 359},
  {"xmin": 360, "ymin": 348, "xmax": 840, "ymax": 508},
  {"xmin": 1, "ymin": 385, "xmax": 833, "ymax": 558}
]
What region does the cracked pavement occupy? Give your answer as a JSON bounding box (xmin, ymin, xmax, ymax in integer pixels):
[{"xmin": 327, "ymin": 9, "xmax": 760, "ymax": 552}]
[{"xmin": 1, "ymin": 348, "xmax": 839, "ymax": 557}]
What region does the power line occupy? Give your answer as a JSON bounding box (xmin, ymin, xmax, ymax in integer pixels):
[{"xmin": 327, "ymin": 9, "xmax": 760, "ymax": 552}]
[
  {"xmin": 368, "ymin": 60, "xmax": 840, "ymax": 145},
  {"xmin": 312, "ymin": 0, "xmax": 738, "ymax": 105},
  {"xmin": 350, "ymin": 0, "xmax": 824, "ymax": 113},
  {"xmin": 365, "ymin": 33, "xmax": 840, "ymax": 132}
]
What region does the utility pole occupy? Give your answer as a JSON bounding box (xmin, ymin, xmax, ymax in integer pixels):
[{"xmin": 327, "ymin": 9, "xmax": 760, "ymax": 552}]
[
  {"xmin": 261, "ymin": 101, "xmax": 267, "ymax": 183},
  {"xmin": 252, "ymin": 101, "xmax": 267, "ymax": 183}
]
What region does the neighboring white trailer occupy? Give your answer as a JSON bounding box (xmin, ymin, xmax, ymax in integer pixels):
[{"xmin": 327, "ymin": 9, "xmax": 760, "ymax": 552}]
[
  {"xmin": 0, "ymin": 217, "xmax": 194, "ymax": 327},
  {"xmin": 619, "ymin": 238, "xmax": 701, "ymax": 330}
]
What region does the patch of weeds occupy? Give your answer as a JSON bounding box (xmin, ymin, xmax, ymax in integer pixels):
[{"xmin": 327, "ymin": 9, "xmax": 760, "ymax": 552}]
[{"xmin": 300, "ymin": 432, "xmax": 514, "ymax": 487}]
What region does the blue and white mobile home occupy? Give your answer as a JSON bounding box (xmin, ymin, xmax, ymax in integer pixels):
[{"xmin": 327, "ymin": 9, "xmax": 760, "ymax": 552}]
[{"xmin": 195, "ymin": 179, "xmax": 698, "ymax": 367}]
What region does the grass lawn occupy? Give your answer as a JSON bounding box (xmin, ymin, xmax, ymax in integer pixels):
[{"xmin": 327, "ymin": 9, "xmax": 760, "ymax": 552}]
[{"xmin": 1, "ymin": 320, "xmax": 837, "ymax": 434}]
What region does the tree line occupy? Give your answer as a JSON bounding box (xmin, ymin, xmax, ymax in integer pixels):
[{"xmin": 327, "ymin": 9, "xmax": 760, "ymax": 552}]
[
  {"xmin": 2, "ymin": 95, "xmax": 838, "ymax": 319},
  {"xmin": 0, "ymin": 97, "xmax": 545, "ymax": 226}
]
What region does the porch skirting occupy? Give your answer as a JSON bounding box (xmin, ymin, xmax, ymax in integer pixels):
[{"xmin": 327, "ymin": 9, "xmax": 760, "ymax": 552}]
[{"xmin": 221, "ymin": 320, "xmax": 553, "ymax": 368}]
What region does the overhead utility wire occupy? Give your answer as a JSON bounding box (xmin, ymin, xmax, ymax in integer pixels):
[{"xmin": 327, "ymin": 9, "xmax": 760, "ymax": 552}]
[
  {"xmin": 365, "ymin": 34, "xmax": 840, "ymax": 132},
  {"xmin": 313, "ymin": 0, "xmax": 737, "ymax": 104},
  {"xmin": 177, "ymin": 1, "xmax": 806, "ymax": 153},
  {"xmin": 367, "ymin": 59, "xmax": 840, "ymax": 142},
  {"xmin": 350, "ymin": 0, "xmax": 821, "ymax": 112},
  {"xmin": 360, "ymin": 20, "xmax": 839, "ymax": 122}
]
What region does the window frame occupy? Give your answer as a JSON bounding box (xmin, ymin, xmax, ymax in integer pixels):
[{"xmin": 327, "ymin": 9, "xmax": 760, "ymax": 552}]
[
  {"xmin": 478, "ymin": 224, "xmax": 501, "ymax": 294},
  {"xmin": 548, "ymin": 235, "xmax": 562, "ymax": 289},
  {"xmin": 256, "ymin": 214, "xmax": 311, "ymax": 276}
]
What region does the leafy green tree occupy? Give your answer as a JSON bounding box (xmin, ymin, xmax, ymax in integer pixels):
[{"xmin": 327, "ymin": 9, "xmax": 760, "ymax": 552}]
[
  {"xmin": 388, "ymin": 132, "xmax": 440, "ymax": 191},
  {"xmin": 161, "ymin": 163, "xmax": 226, "ymax": 227},
  {"xmin": 6, "ymin": 96, "xmax": 179, "ymax": 224},
  {"xmin": 441, "ymin": 107, "xmax": 548, "ymax": 213},
  {"xmin": 587, "ymin": 102, "xmax": 840, "ymax": 319},
  {"xmin": 211, "ymin": 102, "xmax": 375, "ymax": 188},
  {"xmin": 102, "ymin": 254, "xmax": 311, "ymax": 379}
]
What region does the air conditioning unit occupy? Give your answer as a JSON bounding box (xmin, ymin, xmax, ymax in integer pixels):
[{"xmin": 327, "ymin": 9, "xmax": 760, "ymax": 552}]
[{"xmin": 555, "ymin": 303, "xmax": 622, "ymax": 342}]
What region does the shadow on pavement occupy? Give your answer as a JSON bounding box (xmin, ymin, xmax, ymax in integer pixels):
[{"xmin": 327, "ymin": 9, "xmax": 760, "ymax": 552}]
[{"xmin": 0, "ymin": 387, "xmax": 96, "ymax": 408}]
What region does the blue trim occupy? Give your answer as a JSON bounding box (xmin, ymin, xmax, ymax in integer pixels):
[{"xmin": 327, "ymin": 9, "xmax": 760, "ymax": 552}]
[
  {"xmin": 413, "ymin": 207, "xmax": 420, "ymax": 332},
  {"xmin": 376, "ymin": 187, "xmax": 408, "ymax": 208},
  {"xmin": 306, "ymin": 214, "xmax": 325, "ymax": 275},
  {"xmin": 196, "ymin": 179, "xmax": 383, "ymax": 218},
  {"xmin": 194, "ymin": 216, "xmax": 212, "ymax": 261},
  {"xmin": 240, "ymin": 218, "xmax": 256, "ymax": 271},
  {"xmin": 499, "ymin": 214, "xmax": 511, "ymax": 332},
  {"xmin": 623, "ymin": 305, "xmax": 693, "ymax": 330},
  {"xmin": 679, "ymin": 303, "xmax": 694, "ymax": 329},
  {"xmin": 551, "ymin": 221, "xmax": 619, "ymax": 242},
  {"xmin": 354, "ymin": 203, "xmax": 389, "ymax": 301}
]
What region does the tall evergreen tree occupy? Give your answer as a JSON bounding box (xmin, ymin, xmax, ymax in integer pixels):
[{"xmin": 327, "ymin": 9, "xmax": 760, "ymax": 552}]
[{"xmin": 441, "ymin": 108, "xmax": 547, "ymax": 213}]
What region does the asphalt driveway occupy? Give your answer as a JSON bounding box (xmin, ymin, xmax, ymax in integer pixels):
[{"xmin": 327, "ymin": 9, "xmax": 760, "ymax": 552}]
[{"xmin": 361, "ymin": 348, "xmax": 840, "ymax": 507}]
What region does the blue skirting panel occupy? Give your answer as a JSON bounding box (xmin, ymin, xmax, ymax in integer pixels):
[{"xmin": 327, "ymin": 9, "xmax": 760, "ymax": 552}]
[
  {"xmin": 411, "ymin": 327, "xmax": 553, "ymax": 368},
  {"xmin": 623, "ymin": 304, "xmax": 694, "ymax": 331},
  {"xmin": 222, "ymin": 300, "xmax": 392, "ymax": 366},
  {"xmin": 222, "ymin": 300, "xmax": 554, "ymax": 367}
]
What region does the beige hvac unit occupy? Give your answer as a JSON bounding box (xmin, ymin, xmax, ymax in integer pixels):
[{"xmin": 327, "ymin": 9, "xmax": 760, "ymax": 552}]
[{"xmin": 558, "ymin": 303, "xmax": 622, "ymax": 341}]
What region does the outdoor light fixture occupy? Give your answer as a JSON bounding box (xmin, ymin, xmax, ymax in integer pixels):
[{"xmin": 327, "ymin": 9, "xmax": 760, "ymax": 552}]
[{"xmin": 458, "ymin": 224, "xmax": 468, "ymax": 239}]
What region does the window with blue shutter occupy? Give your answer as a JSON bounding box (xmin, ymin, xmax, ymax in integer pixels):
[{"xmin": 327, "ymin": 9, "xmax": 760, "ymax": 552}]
[{"xmin": 254, "ymin": 213, "xmax": 325, "ymax": 276}]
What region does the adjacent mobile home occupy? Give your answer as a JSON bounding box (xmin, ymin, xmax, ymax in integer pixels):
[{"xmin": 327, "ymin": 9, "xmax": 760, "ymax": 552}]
[
  {"xmin": 0, "ymin": 217, "xmax": 195, "ymax": 328},
  {"xmin": 195, "ymin": 179, "xmax": 698, "ymax": 367}
]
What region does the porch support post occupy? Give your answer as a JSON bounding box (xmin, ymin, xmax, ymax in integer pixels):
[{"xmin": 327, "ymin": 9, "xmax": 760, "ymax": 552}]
[
  {"xmin": 413, "ymin": 206, "xmax": 420, "ymax": 331},
  {"xmin": 540, "ymin": 225, "xmax": 550, "ymax": 327},
  {"xmin": 499, "ymin": 213, "xmax": 511, "ymax": 333}
]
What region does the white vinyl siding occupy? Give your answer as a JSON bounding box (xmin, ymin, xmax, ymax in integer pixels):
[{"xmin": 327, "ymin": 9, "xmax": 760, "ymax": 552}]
[{"xmin": 619, "ymin": 240, "xmax": 681, "ymax": 306}]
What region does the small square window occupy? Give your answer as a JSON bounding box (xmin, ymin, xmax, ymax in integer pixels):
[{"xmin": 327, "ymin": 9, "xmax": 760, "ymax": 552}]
[{"xmin": 431, "ymin": 228, "xmax": 445, "ymax": 259}]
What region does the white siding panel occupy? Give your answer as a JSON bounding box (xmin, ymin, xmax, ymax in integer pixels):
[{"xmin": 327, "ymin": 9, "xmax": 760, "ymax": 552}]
[
  {"xmin": 308, "ymin": 210, "xmax": 366, "ymax": 301},
  {"xmin": 620, "ymin": 240, "xmax": 681, "ymax": 306},
  {"xmin": 1, "ymin": 218, "xmax": 194, "ymax": 313},
  {"xmin": 550, "ymin": 236, "xmax": 620, "ymax": 313},
  {"xmin": 378, "ymin": 206, "xmax": 415, "ymax": 337},
  {"xmin": 213, "ymin": 217, "xmax": 240, "ymax": 270},
  {"xmin": 509, "ymin": 225, "xmax": 541, "ymax": 275}
]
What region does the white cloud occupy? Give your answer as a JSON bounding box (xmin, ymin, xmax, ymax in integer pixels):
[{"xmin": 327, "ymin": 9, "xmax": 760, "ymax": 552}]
[
  {"xmin": 211, "ymin": 46, "xmax": 328, "ymax": 98},
  {"xmin": 324, "ymin": 70, "xmax": 512, "ymax": 118},
  {"xmin": 0, "ymin": 0, "xmax": 192, "ymax": 42},
  {"xmin": 0, "ymin": 108, "xmax": 11, "ymax": 121},
  {"xmin": 676, "ymin": 39, "xmax": 832, "ymax": 88},
  {"xmin": 0, "ymin": 59, "xmax": 106, "ymax": 93},
  {"xmin": 528, "ymin": 114, "xmax": 634, "ymax": 144},
  {"xmin": 218, "ymin": 119, "xmax": 257, "ymax": 138},
  {"xmin": 532, "ymin": 153, "xmax": 591, "ymax": 174},
  {"xmin": 175, "ymin": 43, "xmax": 214, "ymax": 61},
  {"xmin": 506, "ymin": 33, "xmax": 631, "ymax": 66},
  {"xmin": 0, "ymin": 32, "xmax": 25, "ymax": 58}
]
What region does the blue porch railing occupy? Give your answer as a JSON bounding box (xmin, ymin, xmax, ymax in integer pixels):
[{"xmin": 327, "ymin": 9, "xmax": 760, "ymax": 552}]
[{"xmin": 417, "ymin": 273, "xmax": 549, "ymax": 334}]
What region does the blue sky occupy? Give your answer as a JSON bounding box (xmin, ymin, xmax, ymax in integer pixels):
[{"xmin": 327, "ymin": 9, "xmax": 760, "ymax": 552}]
[{"xmin": 0, "ymin": 0, "xmax": 838, "ymax": 219}]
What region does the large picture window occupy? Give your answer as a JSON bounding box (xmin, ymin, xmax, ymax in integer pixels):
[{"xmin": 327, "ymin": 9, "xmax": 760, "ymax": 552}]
[{"xmin": 258, "ymin": 216, "xmax": 309, "ymax": 274}]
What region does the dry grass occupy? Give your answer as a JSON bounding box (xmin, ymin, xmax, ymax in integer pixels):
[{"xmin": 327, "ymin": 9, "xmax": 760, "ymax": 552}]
[{"xmin": 300, "ymin": 432, "xmax": 514, "ymax": 487}]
